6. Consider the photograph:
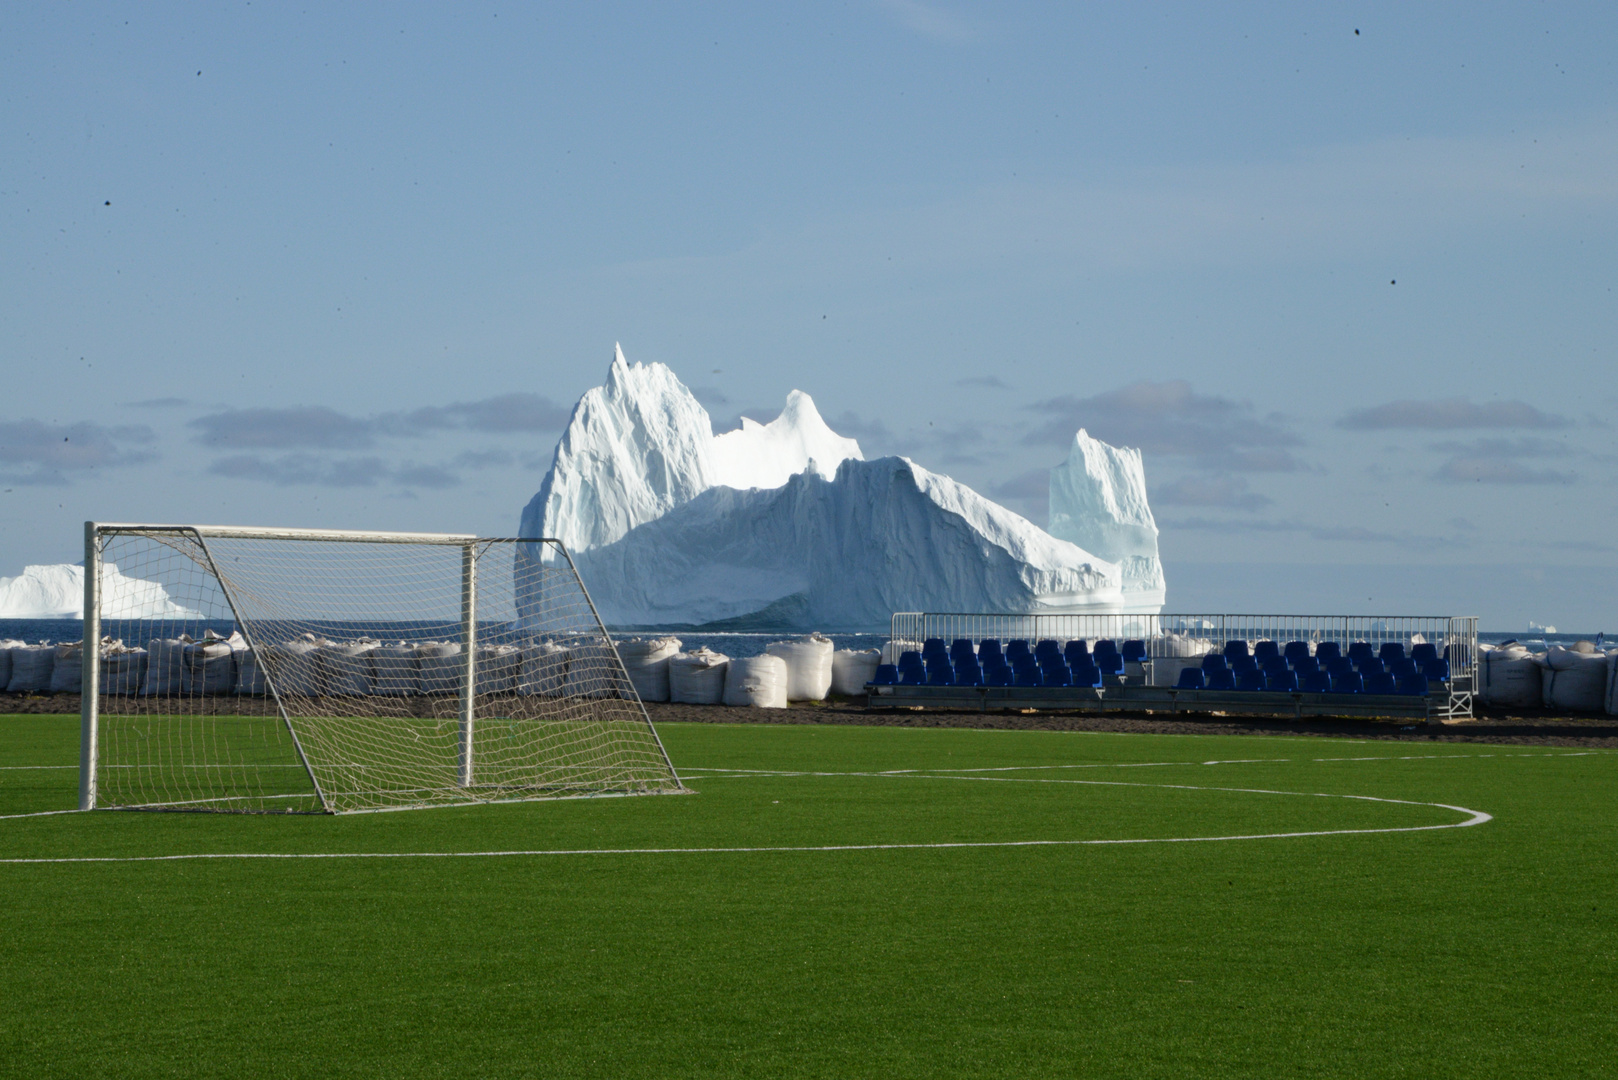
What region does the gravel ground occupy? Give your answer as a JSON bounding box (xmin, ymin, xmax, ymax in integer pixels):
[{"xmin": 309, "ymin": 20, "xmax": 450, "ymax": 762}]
[{"xmin": 6, "ymin": 693, "xmax": 1614, "ymax": 748}]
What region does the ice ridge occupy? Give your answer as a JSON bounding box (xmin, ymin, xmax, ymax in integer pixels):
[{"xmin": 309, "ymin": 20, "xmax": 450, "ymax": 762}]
[{"xmin": 0, "ymin": 563, "xmax": 196, "ymax": 620}]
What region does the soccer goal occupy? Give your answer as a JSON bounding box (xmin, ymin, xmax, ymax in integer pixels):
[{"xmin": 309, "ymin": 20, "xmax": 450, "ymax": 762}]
[{"xmin": 79, "ymin": 523, "xmax": 685, "ymax": 813}]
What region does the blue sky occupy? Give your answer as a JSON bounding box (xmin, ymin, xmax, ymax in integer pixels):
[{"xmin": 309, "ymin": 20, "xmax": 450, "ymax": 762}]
[{"xmin": 3, "ymin": 2, "xmax": 1614, "ymax": 628}]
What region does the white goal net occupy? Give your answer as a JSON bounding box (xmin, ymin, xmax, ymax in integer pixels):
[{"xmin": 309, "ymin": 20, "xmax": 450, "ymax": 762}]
[{"xmin": 80, "ymin": 523, "xmax": 684, "ymax": 814}]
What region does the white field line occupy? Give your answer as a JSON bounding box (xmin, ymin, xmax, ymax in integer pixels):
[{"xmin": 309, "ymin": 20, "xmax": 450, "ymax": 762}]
[{"xmin": 0, "ymin": 770, "xmax": 1492, "ymax": 864}]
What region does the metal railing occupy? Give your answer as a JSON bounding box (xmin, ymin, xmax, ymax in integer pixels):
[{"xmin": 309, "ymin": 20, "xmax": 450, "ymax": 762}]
[{"xmin": 888, "ymin": 612, "xmax": 1477, "ymax": 719}]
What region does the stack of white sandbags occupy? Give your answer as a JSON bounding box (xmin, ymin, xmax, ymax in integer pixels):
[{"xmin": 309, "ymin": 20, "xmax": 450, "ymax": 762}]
[
  {"xmin": 102, "ymin": 641, "xmax": 148, "ymax": 695},
  {"xmin": 1478, "ymin": 643, "xmax": 1542, "ymax": 709},
  {"xmin": 670, "ymin": 648, "xmax": 728, "ymax": 704},
  {"xmin": 417, "ymin": 641, "xmax": 462, "ymax": 694},
  {"xmin": 373, "ymin": 642, "xmax": 421, "ymax": 696},
  {"xmin": 183, "ymin": 631, "xmax": 245, "ymax": 695},
  {"xmin": 0, "ymin": 640, "xmax": 20, "ymax": 690},
  {"xmin": 830, "ymin": 648, "xmax": 881, "ymax": 695},
  {"xmin": 6, "ymin": 643, "xmax": 56, "ymax": 692},
  {"xmin": 765, "ymin": 634, "xmax": 834, "ymax": 701},
  {"xmin": 1541, "ymin": 642, "xmax": 1611, "ymax": 712},
  {"xmin": 617, "ymin": 637, "xmax": 683, "ymax": 702},
  {"xmin": 475, "ymin": 644, "xmax": 523, "ymax": 695},
  {"xmin": 518, "ymin": 642, "xmax": 569, "ymax": 696},
  {"xmin": 723, "ymin": 654, "xmax": 788, "ymax": 708}
]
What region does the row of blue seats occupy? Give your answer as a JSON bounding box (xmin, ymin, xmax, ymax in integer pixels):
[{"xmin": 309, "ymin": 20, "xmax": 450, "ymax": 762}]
[
  {"xmin": 1175, "ymin": 666, "xmax": 1433, "ymax": 696},
  {"xmin": 867, "ymin": 636, "xmax": 1450, "ymax": 696}
]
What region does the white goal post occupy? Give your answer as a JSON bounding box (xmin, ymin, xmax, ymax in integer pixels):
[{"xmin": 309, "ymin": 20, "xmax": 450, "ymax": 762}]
[{"xmin": 80, "ymin": 522, "xmax": 685, "ymax": 814}]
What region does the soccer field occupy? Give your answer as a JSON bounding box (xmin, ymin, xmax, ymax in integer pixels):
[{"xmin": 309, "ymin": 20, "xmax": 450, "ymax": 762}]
[{"xmin": 1, "ymin": 716, "xmax": 1613, "ymax": 1078}]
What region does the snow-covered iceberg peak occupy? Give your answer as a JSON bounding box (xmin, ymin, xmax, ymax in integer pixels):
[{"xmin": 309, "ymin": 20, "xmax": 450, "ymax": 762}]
[
  {"xmin": 520, "ymin": 344, "xmax": 719, "ymax": 555},
  {"xmin": 711, "ymin": 389, "xmax": 862, "ymax": 490},
  {"xmin": 520, "ymin": 344, "xmax": 863, "ymax": 554},
  {"xmin": 0, "ymin": 563, "xmax": 196, "ymax": 619},
  {"xmin": 1047, "ymin": 429, "xmax": 1164, "ymax": 602}
]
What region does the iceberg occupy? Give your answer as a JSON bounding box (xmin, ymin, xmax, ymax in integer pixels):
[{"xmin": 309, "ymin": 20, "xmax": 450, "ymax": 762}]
[
  {"xmin": 519, "ymin": 344, "xmax": 862, "ymax": 555},
  {"xmin": 0, "ymin": 563, "xmax": 196, "ymax": 620},
  {"xmin": 569, "ymin": 457, "xmax": 1128, "ymax": 628},
  {"xmin": 1047, "ymin": 429, "xmax": 1165, "ymax": 607},
  {"xmin": 518, "ymin": 345, "xmax": 1164, "ymax": 628}
]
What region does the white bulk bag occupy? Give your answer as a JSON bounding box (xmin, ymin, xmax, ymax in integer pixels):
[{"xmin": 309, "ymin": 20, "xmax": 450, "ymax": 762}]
[
  {"xmin": 417, "ymin": 642, "xmax": 463, "ymax": 694},
  {"xmin": 880, "ymin": 641, "xmax": 903, "ymax": 665},
  {"xmin": 235, "ymin": 645, "xmax": 267, "ymax": 696},
  {"xmin": 616, "ymin": 637, "xmax": 682, "ymax": 703},
  {"xmin": 1478, "ymin": 645, "xmax": 1541, "ymax": 709},
  {"xmin": 1606, "ymin": 652, "xmax": 1618, "ymax": 716},
  {"xmin": 103, "ymin": 645, "xmax": 148, "ymax": 695},
  {"xmin": 183, "ymin": 632, "xmax": 242, "ymax": 695},
  {"xmin": 723, "ymin": 654, "xmax": 788, "ymax": 708},
  {"xmin": 475, "ymin": 644, "xmax": 522, "ymax": 695},
  {"xmin": 372, "ymin": 642, "xmax": 421, "ymax": 696},
  {"xmin": 141, "ymin": 638, "xmax": 189, "ymax": 695},
  {"xmin": 49, "ymin": 642, "xmax": 84, "ymax": 693},
  {"xmin": 0, "ymin": 639, "xmax": 22, "ymax": 689},
  {"xmin": 517, "ymin": 643, "xmax": 569, "ymax": 696},
  {"xmin": 270, "ymin": 635, "xmax": 327, "ymax": 696},
  {"xmin": 7, "ymin": 645, "xmax": 57, "ymax": 693},
  {"xmin": 669, "ymin": 648, "xmax": 729, "ymax": 705},
  {"xmin": 563, "ymin": 638, "xmax": 622, "ymax": 698},
  {"xmin": 830, "ymin": 649, "xmax": 881, "ymax": 695},
  {"xmin": 1542, "ymin": 645, "xmax": 1608, "ymax": 713},
  {"xmin": 765, "ymin": 634, "xmax": 834, "ymax": 701},
  {"xmin": 319, "ymin": 640, "xmax": 380, "ymax": 696}
]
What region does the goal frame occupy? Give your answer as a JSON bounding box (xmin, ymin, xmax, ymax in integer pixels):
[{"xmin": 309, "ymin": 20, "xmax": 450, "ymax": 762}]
[{"xmin": 79, "ymin": 521, "xmax": 683, "ymax": 813}]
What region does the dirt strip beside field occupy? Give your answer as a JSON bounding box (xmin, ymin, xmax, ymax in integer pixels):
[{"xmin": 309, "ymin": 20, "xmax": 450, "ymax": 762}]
[{"xmin": 4, "ymin": 692, "xmax": 1614, "ymax": 748}]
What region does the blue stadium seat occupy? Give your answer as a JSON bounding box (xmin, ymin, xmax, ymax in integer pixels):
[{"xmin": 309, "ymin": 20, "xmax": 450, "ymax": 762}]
[
  {"xmin": 900, "ymin": 666, "xmax": 927, "ymax": 686},
  {"xmin": 1347, "ymin": 641, "xmax": 1375, "ymax": 665},
  {"xmin": 1063, "ymin": 640, "xmax": 1089, "ymax": 664},
  {"xmin": 1327, "ymin": 657, "xmax": 1356, "ymax": 679},
  {"xmin": 1266, "ymin": 670, "xmax": 1299, "ymax": 692},
  {"xmin": 1121, "ymin": 640, "xmax": 1147, "ymax": 663},
  {"xmin": 1176, "ymin": 667, "xmax": 1206, "ymax": 690},
  {"xmin": 1224, "ymin": 640, "xmax": 1251, "ymax": 662},
  {"xmin": 1013, "ymin": 668, "xmax": 1042, "ymax": 688},
  {"xmin": 1206, "ymin": 668, "xmax": 1237, "ymax": 691},
  {"xmin": 983, "ymin": 665, "xmax": 1013, "ymax": 687},
  {"xmin": 1283, "ymin": 641, "xmax": 1311, "ymax": 666},
  {"xmin": 1093, "ymin": 639, "xmax": 1119, "ymax": 657},
  {"xmin": 1035, "ymin": 639, "xmax": 1062, "ymax": 659},
  {"xmin": 1262, "ymin": 656, "xmax": 1290, "ymax": 678},
  {"xmin": 1390, "ymin": 658, "xmax": 1418, "ymax": 681},
  {"xmin": 1039, "ymin": 664, "xmax": 1070, "ymax": 688},
  {"xmin": 1379, "ymin": 642, "xmax": 1406, "ymax": 665},
  {"xmin": 1330, "ymin": 672, "xmax": 1363, "ymax": 694},
  {"xmin": 1410, "ymin": 642, "xmax": 1439, "ymax": 667},
  {"xmin": 1069, "ymin": 664, "xmax": 1102, "ymax": 688},
  {"xmin": 1254, "ymin": 640, "xmax": 1281, "ymax": 663},
  {"xmin": 1398, "ymin": 673, "xmax": 1430, "ymax": 696},
  {"xmin": 1200, "ymin": 654, "xmax": 1228, "ymax": 674},
  {"xmin": 953, "ymin": 664, "xmax": 983, "ymax": 687},
  {"xmin": 1093, "ymin": 652, "xmax": 1124, "ymax": 677},
  {"xmin": 926, "ymin": 664, "xmax": 954, "ymax": 686},
  {"xmin": 870, "ymin": 664, "xmax": 899, "ymax": 686},
  {"xmin": 1231, "ymin": 654, "xmax": 1258, "ymax": 675},
  {"xmin": 978, "ymin": 639, "xmax": 1003, "ymax": 663},
  {"xmin": 923, "ymin": 637, "xmax": 948, "ymax": 659},
  {"xmin": 898, "ymin": 651, "xmax": 923, "ymax": 669},
  {"xmin": 1424, "ymin": 658, "xmax": 1450, "ymax": 683},
  {"xmin": 1315, "ymin": 641, "xmax": 1342, "ymax": 664},
  {"xmin": 1236, "ymin": 670, "xmax": 1266, "ymax": 693},
  {"xmin": 950, "ymin": 638, "xmax": 976, "ymax": 660},
  {"xmin": 1364, "ymin": 672, "xmax": 1398, "ymax": 695},
  {"xmin": 1301, "ymin": 671, "xmax": 1332, "ymax": 694},
  {"xmin": 1005, "ymin": 640, "xmax": 1032, "ymax": 663},
  {"xmin": 1292, "ymin": 656, "xmax": 1320, "ymax": 677},
  {"xmin": 1356, "ymin": 656, "xmax": 1385, "ymax": 676}
]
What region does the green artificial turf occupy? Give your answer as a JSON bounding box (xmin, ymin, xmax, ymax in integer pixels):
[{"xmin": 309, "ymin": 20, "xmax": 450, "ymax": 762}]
[{"xmin": 0, "ymin": 715, "xmax": 1613, "ymax": 1078}]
